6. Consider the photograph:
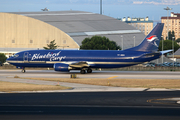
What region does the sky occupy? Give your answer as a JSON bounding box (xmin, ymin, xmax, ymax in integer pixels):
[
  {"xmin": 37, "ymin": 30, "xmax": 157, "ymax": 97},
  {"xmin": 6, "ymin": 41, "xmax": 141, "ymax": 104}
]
[{"xmin": 0, "ymin": 0, "xmax": 180, "ymax": 21}]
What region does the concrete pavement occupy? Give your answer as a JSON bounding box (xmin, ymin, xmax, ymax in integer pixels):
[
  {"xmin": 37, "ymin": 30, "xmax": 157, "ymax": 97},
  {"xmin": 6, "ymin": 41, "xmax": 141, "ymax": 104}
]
[{"xmin": 0, "ymin": 70, "xmax": 180, "ymax": 93}]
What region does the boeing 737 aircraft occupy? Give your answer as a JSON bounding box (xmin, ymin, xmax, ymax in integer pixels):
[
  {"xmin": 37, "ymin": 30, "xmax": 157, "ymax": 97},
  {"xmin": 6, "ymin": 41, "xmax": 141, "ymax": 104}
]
[{"xmin": 7, "ymin": 23, "xmax": 171, "ymax": 74}]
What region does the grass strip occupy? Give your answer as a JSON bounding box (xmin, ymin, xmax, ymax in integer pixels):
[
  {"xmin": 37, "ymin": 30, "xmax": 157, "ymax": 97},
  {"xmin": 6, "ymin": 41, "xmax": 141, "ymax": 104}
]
[
  {"xmin": 0, "ymin": 81, "xmax": 71, "ymax": 92},
  {"xmin": 19, "ymin": 77, "xmax": 180, "ymax": 89}
]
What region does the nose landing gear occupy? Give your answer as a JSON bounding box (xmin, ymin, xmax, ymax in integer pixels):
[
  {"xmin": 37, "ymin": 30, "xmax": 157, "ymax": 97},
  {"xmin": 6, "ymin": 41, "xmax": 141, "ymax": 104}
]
[{"xmin": 21, "ymin": 68, "xmax": 26, "ymax": 73}]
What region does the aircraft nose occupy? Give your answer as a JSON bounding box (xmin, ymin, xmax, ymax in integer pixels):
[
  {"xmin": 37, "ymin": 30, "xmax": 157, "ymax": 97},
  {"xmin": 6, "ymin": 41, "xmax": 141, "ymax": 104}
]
[
  {"xmin": 7, "ymin": 57, "xmax": 11, "ymax": 60},
  {"xmin": 6, "ymin": 57, "xmax": 12, "ymax": 62},
  {"xmin": 6, "ymin": 58, "xmax": 10, "ymax": 62}
]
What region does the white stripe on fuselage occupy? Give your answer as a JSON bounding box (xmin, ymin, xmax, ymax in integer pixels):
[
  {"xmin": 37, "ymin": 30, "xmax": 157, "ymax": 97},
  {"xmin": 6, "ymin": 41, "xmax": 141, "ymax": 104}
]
[{"xmin": 7, "ymin": 60, "xmax": 143, "ymax": 65}]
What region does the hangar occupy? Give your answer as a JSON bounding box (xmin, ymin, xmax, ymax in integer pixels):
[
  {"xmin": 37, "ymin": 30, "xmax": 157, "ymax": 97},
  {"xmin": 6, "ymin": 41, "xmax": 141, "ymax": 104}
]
[{"xmin": 0, "ymin": 11, "xmax": 146, "ymax": 57}]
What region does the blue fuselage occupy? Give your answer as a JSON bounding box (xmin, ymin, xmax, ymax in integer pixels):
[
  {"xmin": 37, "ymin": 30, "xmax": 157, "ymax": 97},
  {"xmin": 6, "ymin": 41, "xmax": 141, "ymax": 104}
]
[{"xmin": 7, "ymin": 50, "xmax": 161, "ymax": 69}]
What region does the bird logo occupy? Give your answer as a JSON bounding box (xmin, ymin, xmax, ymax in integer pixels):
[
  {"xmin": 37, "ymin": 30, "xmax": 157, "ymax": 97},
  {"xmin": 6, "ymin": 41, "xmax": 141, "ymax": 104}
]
[{"xmin": 146, "ymin": 35, "xmax": 158, "ymax": 47}]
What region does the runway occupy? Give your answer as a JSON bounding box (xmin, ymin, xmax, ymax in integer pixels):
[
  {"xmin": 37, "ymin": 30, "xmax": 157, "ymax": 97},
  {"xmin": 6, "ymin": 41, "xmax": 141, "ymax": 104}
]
[
  {"xmin": 0, "ymin": 91, "xmax": 180, "ymax": 120},
  {"xmin": 1, "ymin": 70, "xmax": 180, "ymax": 119}
]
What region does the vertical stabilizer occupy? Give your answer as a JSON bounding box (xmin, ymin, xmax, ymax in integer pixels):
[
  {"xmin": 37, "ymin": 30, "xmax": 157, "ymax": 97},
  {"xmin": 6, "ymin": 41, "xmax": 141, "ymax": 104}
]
[{"xmin": 125, "ymin": 23, "xmax": 164, "ymax": 52}]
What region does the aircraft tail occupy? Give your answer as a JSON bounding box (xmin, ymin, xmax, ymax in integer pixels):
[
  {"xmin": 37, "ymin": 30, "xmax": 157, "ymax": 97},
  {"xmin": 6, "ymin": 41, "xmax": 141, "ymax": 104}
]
[{"xmin": 125, "ymin": 23, "xmax": 164, "ymax": 52}]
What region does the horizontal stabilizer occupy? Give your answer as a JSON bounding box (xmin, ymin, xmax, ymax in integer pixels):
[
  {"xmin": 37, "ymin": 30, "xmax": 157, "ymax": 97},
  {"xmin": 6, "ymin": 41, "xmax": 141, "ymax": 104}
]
[
  {"xmin": 160, "ymin": 50, "xmax": 173, "ymax": 55},
  {"xmin": 144, "ymin": 52, "xmax": 161, "ymax": 57}
]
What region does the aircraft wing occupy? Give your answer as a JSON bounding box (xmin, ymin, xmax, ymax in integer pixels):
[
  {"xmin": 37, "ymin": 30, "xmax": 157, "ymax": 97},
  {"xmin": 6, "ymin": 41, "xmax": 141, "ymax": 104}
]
[
  {"xmin": 69, "ymin": 61, "xmax": 90, "ymax": 68},
  {"xmin": 160, "ymin": 50, "xmax": 173, "ymax": 55}
]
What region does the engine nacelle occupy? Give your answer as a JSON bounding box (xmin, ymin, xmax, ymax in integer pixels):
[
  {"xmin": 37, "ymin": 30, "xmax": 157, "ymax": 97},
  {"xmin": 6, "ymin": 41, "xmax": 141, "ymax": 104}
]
[{"xmin": 54, "ymin": 63, "xmax": 70, "ymax": 72}]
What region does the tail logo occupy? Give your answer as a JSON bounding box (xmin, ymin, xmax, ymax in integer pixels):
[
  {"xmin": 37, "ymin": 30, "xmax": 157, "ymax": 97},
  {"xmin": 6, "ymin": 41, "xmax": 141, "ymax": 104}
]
[{"xmin": 146, "ymin": 35, "xmax": 158, "ymax": 47}]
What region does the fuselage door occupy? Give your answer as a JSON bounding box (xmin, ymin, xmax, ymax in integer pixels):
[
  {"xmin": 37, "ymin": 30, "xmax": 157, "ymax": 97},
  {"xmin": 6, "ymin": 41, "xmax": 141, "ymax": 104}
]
[{"xmin": 24, "ymin": 52, "xmax": 29, "ymax": 61}]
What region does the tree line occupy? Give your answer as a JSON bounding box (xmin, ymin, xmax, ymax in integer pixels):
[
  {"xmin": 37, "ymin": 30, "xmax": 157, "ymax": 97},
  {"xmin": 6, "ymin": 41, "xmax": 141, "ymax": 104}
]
[
  {"xmin": 158, "ymin": 30, "xmax": 180, "ymax": 52},
  {"xmin": 41, "ymin": 35, "xmax": 180, "ymax": 52}
]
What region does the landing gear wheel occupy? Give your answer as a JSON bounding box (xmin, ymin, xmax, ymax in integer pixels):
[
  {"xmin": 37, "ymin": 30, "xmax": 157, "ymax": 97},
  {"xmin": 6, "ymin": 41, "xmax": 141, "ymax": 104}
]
[
  {"xmin": 80, "ymin": 70, "xmax": 86, "ymax": 74},
  {"xmin": 87, "ymin": 69, "xmax": 92, "ymax": 73},
  {"xmin": 21, "ymin": 69, "xmax": 26, "ymax": 73}
]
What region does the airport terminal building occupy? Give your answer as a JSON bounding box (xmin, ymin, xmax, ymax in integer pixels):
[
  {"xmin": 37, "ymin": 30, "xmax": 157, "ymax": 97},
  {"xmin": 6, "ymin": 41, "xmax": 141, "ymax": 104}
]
[{"xmin": 0, "ymin": 11, "xmax": 146, "ymax": 57}]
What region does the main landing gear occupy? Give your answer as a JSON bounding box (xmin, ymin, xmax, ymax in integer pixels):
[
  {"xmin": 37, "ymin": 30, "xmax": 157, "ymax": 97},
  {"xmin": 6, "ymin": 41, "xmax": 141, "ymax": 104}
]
[
  {"xmin": 87, "ymin": 69, "xmax": 92, "ymax": 73},
  {"xmin": 80, "ymin": 68, "xmax": 92, "ymax": 74}
]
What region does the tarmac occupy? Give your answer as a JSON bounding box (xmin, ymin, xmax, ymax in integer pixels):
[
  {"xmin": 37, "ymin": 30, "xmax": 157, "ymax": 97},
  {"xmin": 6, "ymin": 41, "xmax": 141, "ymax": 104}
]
[{"xmin": 0, "ymin": 73, "xmax": 180, "ymax": 93}]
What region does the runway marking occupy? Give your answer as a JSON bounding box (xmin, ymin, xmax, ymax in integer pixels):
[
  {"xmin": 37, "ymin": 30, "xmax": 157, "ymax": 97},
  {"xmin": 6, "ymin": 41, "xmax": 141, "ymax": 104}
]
[
  {"xmin": 107, "ymin": 76, "xmax": 118, "ymax": 79},
  {"xmin": 147, "ymin": 97, "xmax": 180, "ymax": 106}
]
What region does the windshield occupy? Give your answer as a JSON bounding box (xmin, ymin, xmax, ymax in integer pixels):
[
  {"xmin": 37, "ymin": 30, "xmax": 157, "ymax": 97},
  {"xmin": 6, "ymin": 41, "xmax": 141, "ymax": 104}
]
[{"xmin": 12, "ymin": 54, "xmax": 19, "ymax": 58}]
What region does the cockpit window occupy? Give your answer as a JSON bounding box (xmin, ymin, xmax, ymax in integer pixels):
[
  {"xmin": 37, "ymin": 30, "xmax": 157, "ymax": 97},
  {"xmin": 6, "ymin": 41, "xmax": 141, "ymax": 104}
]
[{"xmin": 12, "ymin": 54, "xmax": 19, "ymax": 58}]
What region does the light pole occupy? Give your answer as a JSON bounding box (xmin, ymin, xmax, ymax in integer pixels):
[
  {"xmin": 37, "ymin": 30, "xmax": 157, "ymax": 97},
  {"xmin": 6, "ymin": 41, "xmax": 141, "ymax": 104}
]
[
  {"xmin": 100, "ymin": 0, "xmax": 102, "ymax": 15},
  {"xmin": 172, "ymin": 37, "xmax": 175, "ymax": 67},
  {"xmin": 161, "ymin": 36, "xmax": 164, "ymax": 63},
  {"xmin": 133, "ymin": 36, "xmax": 135, "ymax": 47},
  {"xmin": 164, "ymin": 7, "xmax": 172, "ymax": 40},
  {"xmin": 121, "ymin": 35, "xmax": 123, "ymax": 50}
]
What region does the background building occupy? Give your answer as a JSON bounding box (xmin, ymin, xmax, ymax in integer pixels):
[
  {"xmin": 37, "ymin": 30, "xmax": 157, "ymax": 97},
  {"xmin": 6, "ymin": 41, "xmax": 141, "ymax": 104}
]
[
  {"xmin": 174, "ymin": 48, "xmax": 180, "ymax": 62},
  {"xmin": 0, "ymin": 11, "xmax": 146, "ymax": 57},
  {"xmin": 161, "ymin": 12, "xmax": 180, "ymax": 40},
  {"xmin": 121, "ymin": 17, "xmax": 153, "ymax": 35}
]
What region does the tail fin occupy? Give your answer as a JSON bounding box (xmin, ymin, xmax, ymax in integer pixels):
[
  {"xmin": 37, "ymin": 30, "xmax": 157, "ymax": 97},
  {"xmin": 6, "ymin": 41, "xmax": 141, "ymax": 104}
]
[{"xmin": 125, "ymin": 23, "xmax": 164, "ymax": 52}]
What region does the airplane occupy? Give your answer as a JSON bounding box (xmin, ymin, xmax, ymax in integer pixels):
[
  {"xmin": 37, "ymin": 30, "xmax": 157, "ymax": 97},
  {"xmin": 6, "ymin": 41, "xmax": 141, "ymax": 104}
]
[
  {"xmin": 6, "ymin": 23, "xmax": 171, "ymax": 74},
  {"xmin": 41, "ymin": 7, "xmax": 49, "ymax": 11}
]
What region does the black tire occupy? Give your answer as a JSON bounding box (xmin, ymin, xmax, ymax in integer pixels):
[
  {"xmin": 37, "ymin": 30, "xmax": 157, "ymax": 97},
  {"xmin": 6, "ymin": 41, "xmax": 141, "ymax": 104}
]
[
  {"xmin": 80, "ymin": 70, "xmax": 86, "ymax": 74},
  {"xmin": 87, "ymin": 69, "xmax": 92, "ymax": 73},
  {"xmin": 22, "ymin": 69, "xmax": 26, "ymax": 73}
]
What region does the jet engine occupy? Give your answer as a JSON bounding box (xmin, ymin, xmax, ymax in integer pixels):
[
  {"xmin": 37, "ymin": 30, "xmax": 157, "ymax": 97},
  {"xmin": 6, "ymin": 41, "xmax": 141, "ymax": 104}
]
[{"xmin": 54, "ymin": 63, "xmax": 70, "ymax": 72}]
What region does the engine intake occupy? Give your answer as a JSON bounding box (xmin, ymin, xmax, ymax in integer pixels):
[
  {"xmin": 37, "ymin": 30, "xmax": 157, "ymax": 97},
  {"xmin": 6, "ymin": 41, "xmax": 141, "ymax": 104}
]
[{"xmin": 54, "ymin": 63, "xmax": 70, "ymax": 72}]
